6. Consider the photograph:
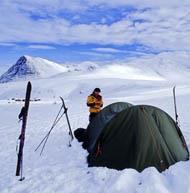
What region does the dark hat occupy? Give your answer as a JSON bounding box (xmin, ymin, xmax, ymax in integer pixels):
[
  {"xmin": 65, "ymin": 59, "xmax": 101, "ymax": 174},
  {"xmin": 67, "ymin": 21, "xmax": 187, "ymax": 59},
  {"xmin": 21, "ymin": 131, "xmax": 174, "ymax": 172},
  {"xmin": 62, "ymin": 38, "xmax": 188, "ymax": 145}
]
[{"xmin": 94, "ymin": 88, "xmax": 101, "ymax": 92}]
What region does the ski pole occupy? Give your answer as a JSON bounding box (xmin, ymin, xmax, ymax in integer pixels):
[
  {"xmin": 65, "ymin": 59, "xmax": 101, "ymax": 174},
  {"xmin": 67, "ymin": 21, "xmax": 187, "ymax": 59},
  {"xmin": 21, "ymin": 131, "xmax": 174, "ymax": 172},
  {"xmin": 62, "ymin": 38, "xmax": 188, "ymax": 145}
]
[
  {"xmin": 39, "ymin": 111, "xmax": 66, "ymax": 155},
  {"xmin": 35, "ymin": 102, "xmax": 65, "ymax": 154}
]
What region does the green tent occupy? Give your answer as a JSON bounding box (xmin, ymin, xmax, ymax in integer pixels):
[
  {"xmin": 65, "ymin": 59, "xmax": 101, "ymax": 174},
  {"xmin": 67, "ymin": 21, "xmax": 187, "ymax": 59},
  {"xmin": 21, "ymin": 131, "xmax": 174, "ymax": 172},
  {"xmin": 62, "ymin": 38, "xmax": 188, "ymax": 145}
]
[
  {"xmin": 87, "ymin": 102, "xmax": 133, "ymax": 153},
  {"xmin": 87, "ymin": 103, "xmax": 189, "ymax": 172}
]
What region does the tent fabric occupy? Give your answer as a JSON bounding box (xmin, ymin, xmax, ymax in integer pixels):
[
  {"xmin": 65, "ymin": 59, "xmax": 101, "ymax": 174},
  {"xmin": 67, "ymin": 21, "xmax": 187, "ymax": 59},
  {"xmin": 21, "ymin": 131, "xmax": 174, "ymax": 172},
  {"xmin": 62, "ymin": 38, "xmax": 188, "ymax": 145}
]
[
  {"xmin": 87, "ymin": 102, "xmax": 133, "ymax": 153},
  {"xmin": 87, "ymin": 105, "xmax": 189, "ymax": 172}
]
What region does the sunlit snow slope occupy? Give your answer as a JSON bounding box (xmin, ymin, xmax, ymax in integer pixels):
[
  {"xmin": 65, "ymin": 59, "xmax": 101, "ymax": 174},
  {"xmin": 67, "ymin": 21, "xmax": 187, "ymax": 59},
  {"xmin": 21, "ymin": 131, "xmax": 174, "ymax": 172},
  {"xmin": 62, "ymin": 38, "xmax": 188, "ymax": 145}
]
[{"xmin": 0, "ymin": 52, "xmax": 190, "ymax": 193}]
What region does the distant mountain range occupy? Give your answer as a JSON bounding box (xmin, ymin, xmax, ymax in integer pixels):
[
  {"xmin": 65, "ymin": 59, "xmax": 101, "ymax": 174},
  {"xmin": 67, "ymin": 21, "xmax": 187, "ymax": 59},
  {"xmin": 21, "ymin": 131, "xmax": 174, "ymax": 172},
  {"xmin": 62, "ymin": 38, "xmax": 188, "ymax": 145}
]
[
  {"xmin": 0, "ymin": 55, "xmax": 99, "ymax": 83},
  {"xmin": 1, "ymin": 51, "xmax": 190, "ymax": 84}
]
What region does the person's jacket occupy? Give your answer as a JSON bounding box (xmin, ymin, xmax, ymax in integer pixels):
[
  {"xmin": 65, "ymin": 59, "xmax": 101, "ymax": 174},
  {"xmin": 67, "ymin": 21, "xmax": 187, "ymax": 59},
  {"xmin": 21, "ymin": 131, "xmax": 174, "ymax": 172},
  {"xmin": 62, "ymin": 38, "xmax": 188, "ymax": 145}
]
[{"xmin": 87, "ymin": 93, "xmax": 103, "ymax": 113}]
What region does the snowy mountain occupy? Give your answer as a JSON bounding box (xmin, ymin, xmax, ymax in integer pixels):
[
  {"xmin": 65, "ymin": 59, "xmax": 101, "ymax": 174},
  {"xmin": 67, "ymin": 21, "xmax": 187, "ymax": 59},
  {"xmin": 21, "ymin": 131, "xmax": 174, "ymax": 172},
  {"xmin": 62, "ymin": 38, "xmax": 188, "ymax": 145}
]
[
  {"xmin": 0, "ymin": 55, "xmax": 68, "ymax": 83},
  {"xmin": 90, "ymin": 51, "xmax": 190, "ymax": 83},
  {"xmin": 0, "ymin": 56, "xmax": 100, "ymax": 83},
  {"xmin": 125, "ymin": 52, "xmax": 190, "ymax": 82},
  {"xmin": 66, "ymin": 61, "xmax": 99, "ymax": 72},
  {"xmin": 1, "ymin": 51, "xmax": 189, "ymax": 84}
]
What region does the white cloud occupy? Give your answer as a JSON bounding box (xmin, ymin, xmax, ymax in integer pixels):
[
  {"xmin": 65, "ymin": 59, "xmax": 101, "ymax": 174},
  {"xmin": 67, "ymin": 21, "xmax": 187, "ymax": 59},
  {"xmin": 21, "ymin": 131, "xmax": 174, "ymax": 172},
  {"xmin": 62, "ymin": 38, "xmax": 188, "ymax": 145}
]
[
  {"xmin": 78, "ymin": 51, "xmax": 113, "ymax": 59},
  {"xmin": 2, "ymin": 0, "xmax": 190, "ymax": 15},
  {"xmin": 28, "ymin": 45, "xmax": 56, "ymax": 49},
  {"xmin": 0, "ymin": 0, "xmax": 190, "ymax": 52},
  {"xmin": 0, "ymin": 42, "xmax": 16, "ymax": 46},
  {"xmin": 86, "ymin": 0, "xmax": 190, "ymax": 8},
  {"xmin": 8, "ymin": 0, "xmax": 87, "ymax": 14},
  {"xmin": 92, "ymin": 47, "xmax": 125, "ymax": 53}
]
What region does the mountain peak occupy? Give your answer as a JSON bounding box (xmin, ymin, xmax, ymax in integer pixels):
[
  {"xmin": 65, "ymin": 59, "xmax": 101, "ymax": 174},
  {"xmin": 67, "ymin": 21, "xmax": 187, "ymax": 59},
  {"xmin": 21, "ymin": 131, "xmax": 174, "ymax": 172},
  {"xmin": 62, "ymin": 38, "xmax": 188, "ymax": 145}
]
[
  {"xmin": 0, "ymin": 55, "xmax": 68, "ymax": 83},
  {"xmin": 15, "ymin": 55, "xmax": 28, "ymax": 67}
]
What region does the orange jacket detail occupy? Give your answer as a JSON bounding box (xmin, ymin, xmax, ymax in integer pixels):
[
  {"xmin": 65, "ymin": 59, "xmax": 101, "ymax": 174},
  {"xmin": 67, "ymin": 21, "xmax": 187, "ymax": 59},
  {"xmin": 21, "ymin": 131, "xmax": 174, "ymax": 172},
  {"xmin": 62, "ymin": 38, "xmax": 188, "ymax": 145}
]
[{"xmin": 87, "ymin": 94, "xmax": 103, "ymax": 113}]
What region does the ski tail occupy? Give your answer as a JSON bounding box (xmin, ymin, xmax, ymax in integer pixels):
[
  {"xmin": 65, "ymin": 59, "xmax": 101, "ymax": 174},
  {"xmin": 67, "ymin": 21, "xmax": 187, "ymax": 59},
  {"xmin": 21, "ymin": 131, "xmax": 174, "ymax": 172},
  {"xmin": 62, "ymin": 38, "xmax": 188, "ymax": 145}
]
[{"xmin": 16, "ymin": 143, "xmax": 23, "ymax": 176}]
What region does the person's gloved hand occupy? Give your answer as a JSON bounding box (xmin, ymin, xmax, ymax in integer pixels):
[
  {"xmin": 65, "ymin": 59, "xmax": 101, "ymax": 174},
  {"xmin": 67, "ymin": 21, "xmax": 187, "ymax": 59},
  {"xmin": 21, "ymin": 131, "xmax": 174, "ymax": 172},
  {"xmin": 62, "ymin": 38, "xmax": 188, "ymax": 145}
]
[{"xmin": 87, "ymin": 102, "xmax": 95, "ymax": 107}]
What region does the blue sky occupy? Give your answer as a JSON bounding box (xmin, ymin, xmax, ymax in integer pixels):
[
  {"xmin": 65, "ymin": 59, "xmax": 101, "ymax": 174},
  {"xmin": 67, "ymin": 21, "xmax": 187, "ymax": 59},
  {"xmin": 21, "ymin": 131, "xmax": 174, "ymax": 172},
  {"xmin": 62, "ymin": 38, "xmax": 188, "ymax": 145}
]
[{"xmin": 0, "ymin": 0, "xmax": 190, "ymax": 71}]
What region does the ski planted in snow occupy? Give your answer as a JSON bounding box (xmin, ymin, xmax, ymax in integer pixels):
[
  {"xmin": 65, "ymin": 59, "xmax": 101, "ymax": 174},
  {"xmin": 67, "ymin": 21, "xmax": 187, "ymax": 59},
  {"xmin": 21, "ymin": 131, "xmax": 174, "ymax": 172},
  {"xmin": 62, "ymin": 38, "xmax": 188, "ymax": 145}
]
[
  {"xmin": 173, "ymin": 86, "xmax": 190, "ymax": 156},
  {"xmin": 60, "ymin": 97, "xmax": 74, "ymax": 146},
  {"xmin": 173, "ymin": 86, "xmax": 179, "ymax": 126},
  {"xmin": 16, "ymin": 81, "xmax": 32, "ymax": 181}
]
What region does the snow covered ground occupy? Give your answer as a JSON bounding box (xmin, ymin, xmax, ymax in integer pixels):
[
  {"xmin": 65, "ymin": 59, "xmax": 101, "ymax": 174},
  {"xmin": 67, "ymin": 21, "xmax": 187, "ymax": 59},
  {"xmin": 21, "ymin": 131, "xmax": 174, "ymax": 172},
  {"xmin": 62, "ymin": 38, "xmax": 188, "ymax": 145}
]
[{"xmin": 0, "ymin": 54, "xmax": 190, "ymax": 193}]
